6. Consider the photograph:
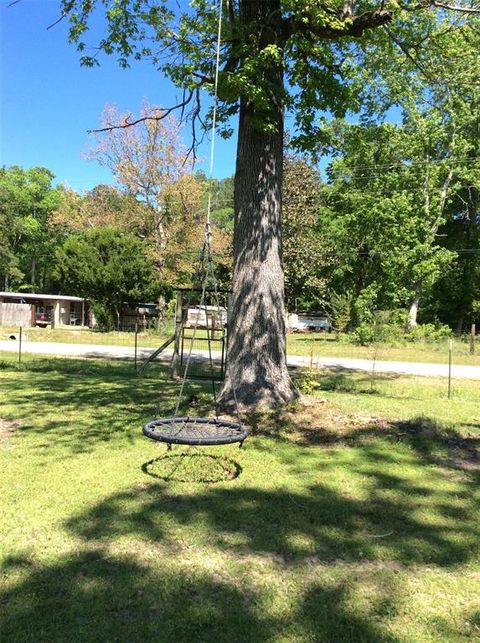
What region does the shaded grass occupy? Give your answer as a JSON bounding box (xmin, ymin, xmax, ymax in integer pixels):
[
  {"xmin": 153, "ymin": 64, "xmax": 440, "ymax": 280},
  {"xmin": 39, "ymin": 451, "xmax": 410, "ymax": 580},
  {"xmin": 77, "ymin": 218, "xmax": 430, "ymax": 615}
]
[{"xmin": 0, "ymin": 356, "xmax": 479, "ymax": 642}]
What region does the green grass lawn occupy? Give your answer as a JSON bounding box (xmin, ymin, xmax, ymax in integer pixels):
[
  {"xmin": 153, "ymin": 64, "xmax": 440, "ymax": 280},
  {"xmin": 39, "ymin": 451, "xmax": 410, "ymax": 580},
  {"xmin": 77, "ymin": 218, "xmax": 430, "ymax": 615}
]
[
  {"xmin": 287, "ymin": 333, "xmax": 480, "ymax": 366},
  {"xmin": 1, "ymin": 325, "xmax": 172, "ymax": 348},
  {"xmin": 1, "ymin": 354, "xmax": 479, "ymax": 642}
]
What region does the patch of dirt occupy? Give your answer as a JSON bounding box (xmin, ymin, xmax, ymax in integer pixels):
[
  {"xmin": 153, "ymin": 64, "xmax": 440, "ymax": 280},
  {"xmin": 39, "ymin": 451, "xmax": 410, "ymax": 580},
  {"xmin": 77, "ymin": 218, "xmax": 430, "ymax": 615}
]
[
  {"xmin": 244, "ymin": 397, "xmax": 480, "ymax": 471},
  {"xmin": 0, "ymin": 418, "xmax": 19, "ymax": 442},
  {"xmin": 437, "ymin": 450, "xmax": 480, "ymax": 472},
  {"xmin": 244, "ymin": 396, "xmax": 389, "ymax": 446}
]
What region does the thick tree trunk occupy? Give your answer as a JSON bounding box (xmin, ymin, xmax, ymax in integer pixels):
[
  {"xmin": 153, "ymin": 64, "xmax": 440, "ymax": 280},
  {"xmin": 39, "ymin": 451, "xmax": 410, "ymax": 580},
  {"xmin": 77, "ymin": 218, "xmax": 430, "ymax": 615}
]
[
  {"xmin": 456, "ymin": 316, "xmax": 464, "ymax": 334},
  {"xmin": 219, "ymin": 0, "xmax": 298, "ymax": 409},
  {"xmin": 406, "ymin": 282, "xmax": 421, "ymax": 330}
]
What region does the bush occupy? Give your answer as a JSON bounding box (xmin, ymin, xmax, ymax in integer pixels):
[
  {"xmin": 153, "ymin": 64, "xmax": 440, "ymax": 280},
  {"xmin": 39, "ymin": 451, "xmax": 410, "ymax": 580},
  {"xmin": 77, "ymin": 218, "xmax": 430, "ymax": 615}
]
[
  {"xmin": 352, "ymin": 322, "xmax": 376, "ymax": 345},
  {"xmin": 92, "ymin": 302, "xmax": 114, "ymax": 332},
  {"xmin": 405, "ymin": 323, "xmax": 452, "ymax": 342},
  {"xmin": 296, "ymin": 369, "xmax": 320, "ymax": 395}
]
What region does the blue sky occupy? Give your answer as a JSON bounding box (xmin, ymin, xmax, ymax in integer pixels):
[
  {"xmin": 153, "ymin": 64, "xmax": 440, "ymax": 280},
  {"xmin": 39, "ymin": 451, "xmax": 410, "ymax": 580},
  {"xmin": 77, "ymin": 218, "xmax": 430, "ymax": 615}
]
[{"xmin": 0, "ymin": 0, "xmax": 237, "ymax": 192}]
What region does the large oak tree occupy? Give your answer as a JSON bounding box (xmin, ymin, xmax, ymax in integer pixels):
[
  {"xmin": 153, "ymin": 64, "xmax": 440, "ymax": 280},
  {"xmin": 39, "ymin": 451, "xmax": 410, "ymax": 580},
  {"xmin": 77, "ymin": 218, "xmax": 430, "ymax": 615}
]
[{"xmin": 58, "ymin": 0, "xmax": 479, "ymax": 408}]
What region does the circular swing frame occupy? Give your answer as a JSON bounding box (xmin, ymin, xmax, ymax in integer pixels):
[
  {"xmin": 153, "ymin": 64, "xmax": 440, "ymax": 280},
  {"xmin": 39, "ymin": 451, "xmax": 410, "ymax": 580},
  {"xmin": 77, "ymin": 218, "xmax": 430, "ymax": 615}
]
[{"xmin": 143, "ymin": 416, "xmax": 247, "ymax": 447}]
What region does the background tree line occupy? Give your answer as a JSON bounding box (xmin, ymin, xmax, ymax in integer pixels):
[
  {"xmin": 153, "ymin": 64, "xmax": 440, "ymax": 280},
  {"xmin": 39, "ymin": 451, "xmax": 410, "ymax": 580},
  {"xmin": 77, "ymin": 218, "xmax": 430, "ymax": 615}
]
[{"xmin": 2, "ymin": 137, "xmax": 479, "ymax": 338}]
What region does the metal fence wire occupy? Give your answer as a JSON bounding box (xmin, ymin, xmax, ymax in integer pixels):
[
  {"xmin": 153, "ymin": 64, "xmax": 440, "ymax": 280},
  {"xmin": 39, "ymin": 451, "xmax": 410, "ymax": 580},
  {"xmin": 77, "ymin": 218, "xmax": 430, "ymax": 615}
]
[{"xmin": 180, "ymin": 326, "xmax": 226, "ymax": 381}]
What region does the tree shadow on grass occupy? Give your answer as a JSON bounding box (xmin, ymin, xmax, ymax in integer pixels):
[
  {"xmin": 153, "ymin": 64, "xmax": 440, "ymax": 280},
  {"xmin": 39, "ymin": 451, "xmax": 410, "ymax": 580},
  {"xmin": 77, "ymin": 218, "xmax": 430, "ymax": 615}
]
[
  {"xmin": 246, "ymin": 399, "xmax": 480, "ymax": 471},
  {"xmin": 65, "ymin": 444, "xmax": 479, "ymax": 569},
  {"xmin": 313, "ymin": 369, "xmax": 402, "ymax": 393},
  {"xmin": 0, "ymin": 547, "xmax": 411, "ymax": 643},
  {"xmin": 2, "ymin": 416, "xmax": 479, "ymax": 641},
  {"xmin": 3, "ymin": 442, "xmax": 477, "ymax": 641},
  {"xmin": 0, "ymin": 550, "xmax": 275, "ymax": 643},
  {"xmin": 0, "ymin": 358, "xmax": 210, "ymax": 455}
]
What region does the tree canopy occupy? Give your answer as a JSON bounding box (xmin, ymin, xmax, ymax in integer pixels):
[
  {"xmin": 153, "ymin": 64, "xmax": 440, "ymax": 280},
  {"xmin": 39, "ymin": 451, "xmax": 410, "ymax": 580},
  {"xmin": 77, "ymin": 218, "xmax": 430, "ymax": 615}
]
[
  {"xmin": 54, "ymin": 226, "xmax": 159, "ymax": 328},
  {"xmin": 0, "ymin": 166, "xmax": 63, "ymax": 292}
]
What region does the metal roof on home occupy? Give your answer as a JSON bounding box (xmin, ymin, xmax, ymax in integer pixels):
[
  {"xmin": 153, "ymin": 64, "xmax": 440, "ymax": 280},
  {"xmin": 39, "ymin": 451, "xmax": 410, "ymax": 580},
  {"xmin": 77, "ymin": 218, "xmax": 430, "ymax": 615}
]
[{"xmin": 0, "ymin": 292, "xmax": 85, "ymax": 302}]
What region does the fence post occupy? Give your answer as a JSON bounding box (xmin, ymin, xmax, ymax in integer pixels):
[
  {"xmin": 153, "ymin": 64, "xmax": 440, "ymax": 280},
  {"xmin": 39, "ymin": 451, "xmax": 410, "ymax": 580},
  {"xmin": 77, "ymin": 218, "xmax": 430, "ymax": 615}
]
[
  {"xmin": 447, "ymin": 338, "xmax": 452, "ymax": 399},
  {"xmin": 172, "ymin": 290, "xmax": 183, "ymax": 379},
  {"xmin": 134, "ymin": 318, "xmax": 138, "ymax": 372},
  {"xmin": 470, "ymin": 324, "xmax": 476, "ymax": 355},
  {"xmin": 18, "ymin": 326, "xmax": 22, "ymax": 365}
]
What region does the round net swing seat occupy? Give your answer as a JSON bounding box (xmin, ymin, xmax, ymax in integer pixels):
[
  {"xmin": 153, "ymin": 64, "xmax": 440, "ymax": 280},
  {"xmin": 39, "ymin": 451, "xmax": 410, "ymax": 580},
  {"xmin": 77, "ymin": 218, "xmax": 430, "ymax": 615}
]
[{"xmin": 143, "ymin": 417, "xmax": 248, "ymax": 447}]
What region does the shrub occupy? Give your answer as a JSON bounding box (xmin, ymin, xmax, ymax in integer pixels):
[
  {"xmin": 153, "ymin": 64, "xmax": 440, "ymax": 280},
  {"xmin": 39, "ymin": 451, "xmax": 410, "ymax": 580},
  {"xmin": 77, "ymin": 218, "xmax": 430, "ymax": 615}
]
[
  {"xmin": 405, "ymin": 323, "xmax": 452, "ymax": 342},
  {"xmin": 352, "ymin": 321, "xmax": 376, "ymax": 345},
  {"xmin": 92, "ymin": 302, "xmax": 114, "ymax": 332},
  {"xmin": 296, "ymin": 369, "xmax": 320, "ymax": 395}
]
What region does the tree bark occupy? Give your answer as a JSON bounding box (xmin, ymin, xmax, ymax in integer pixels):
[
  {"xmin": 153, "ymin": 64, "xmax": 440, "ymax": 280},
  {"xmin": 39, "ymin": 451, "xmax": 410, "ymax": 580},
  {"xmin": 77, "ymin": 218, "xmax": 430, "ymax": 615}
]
[
  {"xmin": 406, "ymin": 282, "xmax": 421, "ymax": 330},
  {"xmin": 219, "ymin": 0, "xmax": 298, "ymax": 409},
  {"xmin": 456, "ymin": 316, "xmax": 464, "ymax": 334}
]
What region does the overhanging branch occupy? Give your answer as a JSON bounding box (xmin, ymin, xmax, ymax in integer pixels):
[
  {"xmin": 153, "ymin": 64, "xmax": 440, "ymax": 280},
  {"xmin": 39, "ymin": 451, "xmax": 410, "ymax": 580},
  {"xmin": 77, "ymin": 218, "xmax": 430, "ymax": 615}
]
[
  {"xmin": 423, "ymin": 1, "xmax": 480, "ymax": 13},
  {"xmin": 86, "ymin": 89, "xmax": 196, "ymax": 134},
  {"xmin": 284, "ymin": 8, "xmax": 393, "ymax": 41}
]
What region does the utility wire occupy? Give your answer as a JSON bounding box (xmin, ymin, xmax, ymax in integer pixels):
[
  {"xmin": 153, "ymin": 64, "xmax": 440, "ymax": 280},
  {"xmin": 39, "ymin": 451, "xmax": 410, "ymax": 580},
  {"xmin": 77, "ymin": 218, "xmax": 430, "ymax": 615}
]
[{"xmin": 330, "ymin": 155, "xmax": 480, "ymax": 172}]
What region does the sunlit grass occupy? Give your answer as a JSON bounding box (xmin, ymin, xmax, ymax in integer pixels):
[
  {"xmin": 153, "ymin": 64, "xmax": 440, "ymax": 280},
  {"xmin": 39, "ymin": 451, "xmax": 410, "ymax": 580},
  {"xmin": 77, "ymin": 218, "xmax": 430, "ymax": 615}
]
[
  {"xmin": 0, "ymin": 325, "xmax": 172, "ymax": 347},
  {"xmin": 287, "ymin": 332, "xmax": 480, "ymax": 366},
  {"xmin": 1, "ymin": 356, "xmax": 479, "ymax": 642}
]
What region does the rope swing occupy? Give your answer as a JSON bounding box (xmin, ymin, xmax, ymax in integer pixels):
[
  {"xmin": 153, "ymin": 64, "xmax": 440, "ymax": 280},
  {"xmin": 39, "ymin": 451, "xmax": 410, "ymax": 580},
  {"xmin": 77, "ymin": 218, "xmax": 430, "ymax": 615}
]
[{"xmin": 143, "ymin": 0, "xmax": 247, "ymax": 450}]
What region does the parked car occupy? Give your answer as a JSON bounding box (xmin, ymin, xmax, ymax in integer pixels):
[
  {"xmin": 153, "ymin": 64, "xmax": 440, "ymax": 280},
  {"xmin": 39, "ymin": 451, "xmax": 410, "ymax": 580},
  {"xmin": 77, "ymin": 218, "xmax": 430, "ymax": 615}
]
[
  {"xmin": 35, "ymin": 306, "xmax": 53, "ymax": 328},
  {"xmin": 288, "ymin": 313, "xmax": 332, "ymax": 333}
]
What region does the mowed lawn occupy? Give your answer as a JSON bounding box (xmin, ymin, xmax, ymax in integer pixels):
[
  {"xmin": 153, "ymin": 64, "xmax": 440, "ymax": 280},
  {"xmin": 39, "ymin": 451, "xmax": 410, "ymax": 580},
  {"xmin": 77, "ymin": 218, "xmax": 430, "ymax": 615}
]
[{"xmin": 0, "ymin": 354, "xmax": 479, "ymax": 642}]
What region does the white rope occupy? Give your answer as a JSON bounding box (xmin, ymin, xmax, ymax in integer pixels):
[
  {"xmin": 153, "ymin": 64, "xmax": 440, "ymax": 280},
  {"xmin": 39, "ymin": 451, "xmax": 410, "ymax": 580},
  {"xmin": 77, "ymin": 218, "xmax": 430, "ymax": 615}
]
[
  {"xmin": 172, "ymin": 0, "xmax": 243, "ymax": 425},
  {"xmin": 206, "ymin": 0, "xmax": 223, "ymax": 227},
  {"xmin": 205, "ymin": 0, "xmax": 243, "ymax": 422},
  {"xmin": 173, "ymin": 244, "xmax": 210, "ymax": 418}
]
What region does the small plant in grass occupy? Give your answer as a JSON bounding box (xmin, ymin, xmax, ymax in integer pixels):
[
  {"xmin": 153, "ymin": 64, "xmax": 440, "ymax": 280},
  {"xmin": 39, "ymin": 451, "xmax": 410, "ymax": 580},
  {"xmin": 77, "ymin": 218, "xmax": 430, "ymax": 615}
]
[
  {"xmin": 296, "ymin": 338, "xmax": 321, "ymax": 394},
  {"xmin": 296, "ymin": 368, "xmax": 320, "ymax": 395}
]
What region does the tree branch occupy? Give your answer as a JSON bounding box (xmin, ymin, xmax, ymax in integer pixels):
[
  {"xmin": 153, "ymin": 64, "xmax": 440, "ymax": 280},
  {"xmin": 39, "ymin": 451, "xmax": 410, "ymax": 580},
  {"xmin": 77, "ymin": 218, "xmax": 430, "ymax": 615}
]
[
  {"xmin": 87, "ymin": 88, "xmax": 198, "ymax": 134},
  {"xmin": 284, "ymin": 8, "xmax": 393, "ymax": 41},
  {"xmin": 426, "ymin": 1, "xmax": 480, "ymax": 13},
  {"xmin": 383, "ymin": 25, "xmax": 442, "ymax": 87}
]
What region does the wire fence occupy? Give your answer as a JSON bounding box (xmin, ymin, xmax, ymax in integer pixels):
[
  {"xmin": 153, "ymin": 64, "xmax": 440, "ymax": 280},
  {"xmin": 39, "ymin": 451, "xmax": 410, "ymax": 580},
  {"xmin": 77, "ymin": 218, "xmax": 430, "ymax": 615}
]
[{"xmin": 1, "ymin": 324, "xmax": 479, "ymax": 405}]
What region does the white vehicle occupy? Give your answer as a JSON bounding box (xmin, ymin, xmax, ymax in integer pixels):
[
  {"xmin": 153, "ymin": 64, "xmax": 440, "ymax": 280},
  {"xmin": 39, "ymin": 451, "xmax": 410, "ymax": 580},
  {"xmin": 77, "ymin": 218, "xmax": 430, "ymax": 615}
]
[
  {"xmin": 288, "ymin": 313, "xmax": 332, "ymax": 333},
  {"xmin": 186, "ymin": 305, "xmax": 227, "ymax": 329}
]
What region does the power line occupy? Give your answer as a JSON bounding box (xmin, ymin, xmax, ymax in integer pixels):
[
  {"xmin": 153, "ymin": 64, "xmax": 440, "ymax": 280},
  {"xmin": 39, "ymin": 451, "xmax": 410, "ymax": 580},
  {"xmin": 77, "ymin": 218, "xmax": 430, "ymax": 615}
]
[
  {"xmin": 329, "ymin": 155, "xmax": 480, "ymax": 181},
  {"xmin": 331, "ymin": 155, "xmax": 480, "ymax": 172}
]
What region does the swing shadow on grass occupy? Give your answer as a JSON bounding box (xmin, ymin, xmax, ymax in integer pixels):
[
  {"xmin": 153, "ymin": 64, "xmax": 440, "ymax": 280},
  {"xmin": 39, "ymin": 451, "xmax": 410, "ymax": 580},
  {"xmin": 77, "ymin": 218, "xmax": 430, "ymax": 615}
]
[{"xmin": 142, "ymin": 451, "xmax": 242, "ymax": 483}]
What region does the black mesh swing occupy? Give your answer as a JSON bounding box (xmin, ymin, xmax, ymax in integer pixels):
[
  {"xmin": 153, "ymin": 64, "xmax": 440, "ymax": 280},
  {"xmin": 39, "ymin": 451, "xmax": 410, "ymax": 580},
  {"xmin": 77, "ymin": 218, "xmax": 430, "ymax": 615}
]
[
  {"xmin": 143, "ymin": 0, "xmax": 247, "ymax": 450},
  {"xmin": 144, "ymin": 417, "xmax": 247, "ymax": 447}
]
